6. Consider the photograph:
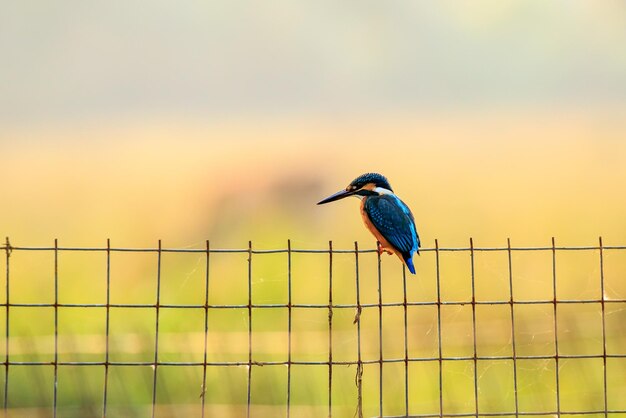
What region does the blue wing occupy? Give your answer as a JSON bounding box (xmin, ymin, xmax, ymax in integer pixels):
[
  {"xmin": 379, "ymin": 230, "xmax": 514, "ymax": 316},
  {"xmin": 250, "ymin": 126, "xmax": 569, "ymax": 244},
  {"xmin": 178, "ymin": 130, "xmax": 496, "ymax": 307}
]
[{"xmin": 364, "ymin": 195, "xmax": 420, "ymax": 257}]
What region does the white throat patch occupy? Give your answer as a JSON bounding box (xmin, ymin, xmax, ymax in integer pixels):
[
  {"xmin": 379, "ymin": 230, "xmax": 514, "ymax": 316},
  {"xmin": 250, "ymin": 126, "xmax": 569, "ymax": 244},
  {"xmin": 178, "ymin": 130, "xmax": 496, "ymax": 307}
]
[{"xmin": 374, "ymin": 187, "xmax": 394, "ymax": 195}]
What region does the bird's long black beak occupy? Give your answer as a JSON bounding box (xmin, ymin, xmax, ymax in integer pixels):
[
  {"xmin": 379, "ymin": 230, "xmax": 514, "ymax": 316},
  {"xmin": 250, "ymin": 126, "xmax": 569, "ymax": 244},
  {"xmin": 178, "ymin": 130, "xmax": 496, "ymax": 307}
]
[{"xmin": 317, "ymin": 189, "xmax": 355, "ymax": 205}]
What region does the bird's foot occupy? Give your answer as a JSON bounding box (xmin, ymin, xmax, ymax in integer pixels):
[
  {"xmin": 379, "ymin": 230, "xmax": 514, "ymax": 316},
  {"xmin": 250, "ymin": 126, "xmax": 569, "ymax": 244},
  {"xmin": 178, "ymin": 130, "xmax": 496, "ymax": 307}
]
[
  {"xmin": 377, "ymin": 242, "xmax": 393, "ymax": 256},
  {"xmin": 377, "ymin": 242, "xmax": 391, "ymax": 255}
]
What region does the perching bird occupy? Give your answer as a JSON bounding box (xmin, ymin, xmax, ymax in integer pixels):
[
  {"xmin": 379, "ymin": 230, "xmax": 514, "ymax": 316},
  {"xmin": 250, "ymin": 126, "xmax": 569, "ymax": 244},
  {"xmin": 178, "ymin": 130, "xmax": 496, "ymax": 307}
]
[{"xmin": 317, "ymin": 173, "xmax": 420, "ymax": 274}]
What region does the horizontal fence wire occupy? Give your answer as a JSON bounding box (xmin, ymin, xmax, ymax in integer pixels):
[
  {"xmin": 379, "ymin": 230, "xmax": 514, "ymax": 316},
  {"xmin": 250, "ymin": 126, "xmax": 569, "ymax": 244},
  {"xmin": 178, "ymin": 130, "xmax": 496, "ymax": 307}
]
[
  {"xmin": 3, "ymin": 245, "xmax": 626, "ymax": 253},
  {"xmin": 2, "ymin": 238, "xmax": 626, "ymax": 417}
]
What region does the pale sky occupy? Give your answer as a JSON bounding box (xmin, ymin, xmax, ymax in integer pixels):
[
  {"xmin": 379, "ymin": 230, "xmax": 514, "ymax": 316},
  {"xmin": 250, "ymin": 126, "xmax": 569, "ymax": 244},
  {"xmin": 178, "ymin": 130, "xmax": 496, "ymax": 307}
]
[{"xmin": 2, "ymin": 1, "xmax": 626, "ymax": 128}]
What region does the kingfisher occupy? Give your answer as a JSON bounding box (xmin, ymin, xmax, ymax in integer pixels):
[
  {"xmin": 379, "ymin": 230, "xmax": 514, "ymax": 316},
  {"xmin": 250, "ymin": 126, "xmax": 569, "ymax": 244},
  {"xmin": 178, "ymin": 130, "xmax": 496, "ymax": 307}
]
[{"xmin": 317, "ymin": 173, "xmax": 420, "ymax": 274}]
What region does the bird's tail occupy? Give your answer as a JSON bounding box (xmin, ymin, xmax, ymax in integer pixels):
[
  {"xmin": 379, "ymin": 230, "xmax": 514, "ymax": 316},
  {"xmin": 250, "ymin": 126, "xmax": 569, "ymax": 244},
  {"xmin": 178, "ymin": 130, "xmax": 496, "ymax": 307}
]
[{"xmin": 404, "ymin": 256, "xmax": 416, "ymax": 275}]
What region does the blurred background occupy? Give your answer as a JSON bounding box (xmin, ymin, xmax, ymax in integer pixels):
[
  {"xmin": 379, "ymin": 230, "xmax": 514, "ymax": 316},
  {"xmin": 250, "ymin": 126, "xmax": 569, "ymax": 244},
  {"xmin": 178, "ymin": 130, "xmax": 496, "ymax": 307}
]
[{"xmin": 1, "ymin": 1, "xmax": 626, "ymax": 417}]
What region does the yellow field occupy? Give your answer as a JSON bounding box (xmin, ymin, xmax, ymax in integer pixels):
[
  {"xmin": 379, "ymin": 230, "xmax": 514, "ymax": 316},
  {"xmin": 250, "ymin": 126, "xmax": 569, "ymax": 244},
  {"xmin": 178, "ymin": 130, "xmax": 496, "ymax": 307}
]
[{"xmin": 1, "ymin": 109, "xmax": 626, "ymax": 416}]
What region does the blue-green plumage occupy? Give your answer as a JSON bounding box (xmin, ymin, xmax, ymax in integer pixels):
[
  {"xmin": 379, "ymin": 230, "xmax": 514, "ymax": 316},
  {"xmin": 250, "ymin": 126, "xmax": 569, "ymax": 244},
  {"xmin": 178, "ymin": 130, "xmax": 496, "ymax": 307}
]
[
  {"xmin": 363, "ymin": 194, "xmax": 420, "ymax": 273},
  {"xmin": 317, "ymin": 172, "xmax": 421, "ymax": 274}
]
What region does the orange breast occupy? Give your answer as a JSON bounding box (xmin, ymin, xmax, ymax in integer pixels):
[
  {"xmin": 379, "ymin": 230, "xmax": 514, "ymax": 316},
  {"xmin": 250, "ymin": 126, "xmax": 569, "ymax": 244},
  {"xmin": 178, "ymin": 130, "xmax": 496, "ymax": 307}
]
[{"xmin": 360, "ymin": 198, "xmax": 403, "ymax": 261}]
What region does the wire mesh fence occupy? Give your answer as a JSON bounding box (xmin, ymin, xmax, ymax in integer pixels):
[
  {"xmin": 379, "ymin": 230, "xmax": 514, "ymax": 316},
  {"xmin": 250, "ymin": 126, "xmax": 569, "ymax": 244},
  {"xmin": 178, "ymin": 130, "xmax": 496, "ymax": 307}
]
[{"xmin": 1, "ymin": 237, "xmax": 625, "ymax": 417}]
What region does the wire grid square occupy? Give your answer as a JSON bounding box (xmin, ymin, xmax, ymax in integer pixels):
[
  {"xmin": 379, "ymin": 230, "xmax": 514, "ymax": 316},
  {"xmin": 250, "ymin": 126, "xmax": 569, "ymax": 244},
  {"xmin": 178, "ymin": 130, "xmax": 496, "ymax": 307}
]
[
  {"xmin": 474, "ymin": 304, "xmax": 513, "ymax": 357},
  {"xmin": 515, "ymin": 358, "xmax": 558, "ymax": 413},
  {"xmin": 1, "ymin": 238, "xmax": 625, "ymax": 418},
  {"xmin": 606, "ymin": 358, "xmax": 626, "ymax": 411}
]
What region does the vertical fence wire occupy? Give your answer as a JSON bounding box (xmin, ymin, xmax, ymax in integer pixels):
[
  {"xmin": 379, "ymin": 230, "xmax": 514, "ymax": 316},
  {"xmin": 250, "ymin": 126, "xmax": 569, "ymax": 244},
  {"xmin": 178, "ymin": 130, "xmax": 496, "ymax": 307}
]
[
  {"xmin": 598, "ymin": 237, "xmax": 608, "ymax": 417},
  {"xmin": 201, "ymin": 240, "xmax": 210, "ymax": 418},
  {"xmin": 3, "ymin": 238, "xmax": 10, "ymax": 412},
  {"xmin": 551, "ymin": 237, "xmax": 561, "ymax": 415},
  {"xmin": 53, "ymin": 239, "xmax": 59, "ymax": 418},
  {"xmin": 402, "ymin": 265, "xmax": 409, "ymax": 417},
  {"xmin": 246, "ymin": 241, "xmax": 253, "ymax": 418},
  {"xmin": 507, "ymin": 238, "xmax": 519, "ymax": 416},
  {"xmin": 469, "ymin": 238, "xmax": 479, "ymax": 416},
  {"xmin": 327, "ymin": 241, "xmax": 333, "ymax": 418},
  {"xmin": 151, "ymin": 240, "xmax": 163, "ymax": 418},
  {"xmin": 377, "ymin": 246, "xmax": 383, "ymax": 418},
  {"xmin": 353, "ymin": 241, "xmax": 363, "ymax": 418},
  {"xmin": 435, "ymin": 239, "xmax": 443, "ymax": 417},
  {"xmin": 287, "ymin": 240, "xmax": 292, "ymax": 418},
  {"xmin": 102, "ymin": 239, "xmax": 111, "ymax": 418}
]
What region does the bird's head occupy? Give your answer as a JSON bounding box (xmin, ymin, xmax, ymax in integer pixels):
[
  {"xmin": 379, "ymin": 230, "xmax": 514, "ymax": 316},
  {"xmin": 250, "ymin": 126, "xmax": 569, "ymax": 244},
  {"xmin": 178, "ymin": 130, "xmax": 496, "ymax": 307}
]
[{"xmin": 317, "ymin": 173, "xmax": 393, "ymax": 205}]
